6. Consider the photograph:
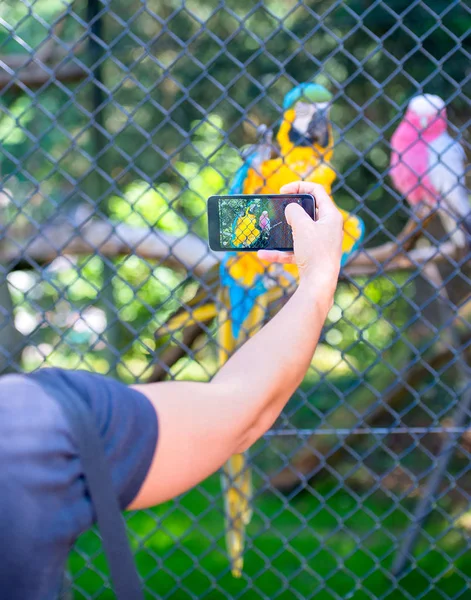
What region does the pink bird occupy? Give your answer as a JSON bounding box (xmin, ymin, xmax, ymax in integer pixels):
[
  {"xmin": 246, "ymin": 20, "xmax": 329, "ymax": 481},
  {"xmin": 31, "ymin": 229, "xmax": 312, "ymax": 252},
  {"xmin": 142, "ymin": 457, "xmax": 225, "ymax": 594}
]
[
  {"xmin": 259, "ymin": 210, "xmax": 270, "ymax": 231},
  {"xmin": 390, "ymin": 94, "xmax": 470, "ymax": 247}
]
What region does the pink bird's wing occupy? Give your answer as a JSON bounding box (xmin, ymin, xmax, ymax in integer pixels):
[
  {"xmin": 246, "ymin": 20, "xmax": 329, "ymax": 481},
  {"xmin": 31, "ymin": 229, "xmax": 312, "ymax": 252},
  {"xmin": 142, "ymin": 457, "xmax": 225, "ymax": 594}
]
[
  {"xmin": 428, "ymin": 132, "xmax": 471, "ymax": 238},
  {"xmin": 428, "ymin": 133, "xmax": 469, "ymax": 216},
  {"xmin": 390, "ymin": 121, "xmax": 436, "ymax": 206}
]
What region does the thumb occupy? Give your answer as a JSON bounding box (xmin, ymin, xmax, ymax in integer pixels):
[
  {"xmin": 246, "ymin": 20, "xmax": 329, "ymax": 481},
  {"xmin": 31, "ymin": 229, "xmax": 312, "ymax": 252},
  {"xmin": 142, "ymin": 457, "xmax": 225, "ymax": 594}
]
[{"xmin": 285, "ymin": 202, "xmax": 314, "ymax": 230}]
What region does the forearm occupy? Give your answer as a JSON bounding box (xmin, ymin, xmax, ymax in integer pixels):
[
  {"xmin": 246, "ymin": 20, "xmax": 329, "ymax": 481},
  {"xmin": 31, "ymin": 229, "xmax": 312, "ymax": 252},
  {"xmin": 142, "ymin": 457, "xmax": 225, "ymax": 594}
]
[
  {"xmin": 130, "ymin": 182, "xmax": 342, "ymax": 508},
  {"xmin": 130, "ymin": 282, "xmax": 332, "ymax": 509},
  {"xmin": 212, "ymin": 281, "xmax": 331, "ymax": 449}
]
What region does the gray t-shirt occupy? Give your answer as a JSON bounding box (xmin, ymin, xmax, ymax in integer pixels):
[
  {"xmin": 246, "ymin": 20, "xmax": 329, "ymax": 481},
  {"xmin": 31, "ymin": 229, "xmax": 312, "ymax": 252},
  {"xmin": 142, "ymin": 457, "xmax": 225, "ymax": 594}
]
[
  {"xmin": 0, "ymin": 368, "xmax": 158, "ymax": 599},
  {"xmin": 31, "ymin": 368, "xmax": 158, "ymax": 509}
]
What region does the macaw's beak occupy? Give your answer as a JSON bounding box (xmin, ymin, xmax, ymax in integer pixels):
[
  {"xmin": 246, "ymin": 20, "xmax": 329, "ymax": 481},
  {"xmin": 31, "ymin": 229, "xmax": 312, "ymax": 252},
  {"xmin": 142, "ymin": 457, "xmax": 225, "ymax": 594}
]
[{"xmin": 307, "ymin": 110, "xmax": 330, "ymax": 148}]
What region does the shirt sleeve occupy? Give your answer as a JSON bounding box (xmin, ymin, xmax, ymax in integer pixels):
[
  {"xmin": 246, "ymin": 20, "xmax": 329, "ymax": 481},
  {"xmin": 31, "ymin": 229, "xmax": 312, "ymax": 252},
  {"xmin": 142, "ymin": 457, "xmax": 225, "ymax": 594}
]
[{"xmin": 31, "ymin": 368, "xmax": 158, "ymax": 510}]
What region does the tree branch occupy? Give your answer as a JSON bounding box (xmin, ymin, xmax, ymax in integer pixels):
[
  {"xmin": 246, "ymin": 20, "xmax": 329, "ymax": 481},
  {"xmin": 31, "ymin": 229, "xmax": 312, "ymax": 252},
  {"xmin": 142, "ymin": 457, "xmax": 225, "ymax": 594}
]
[
  {"xmin": 342, "ymin": 209, "xmax": 455, "ymax": 276},
  {"xmin": 148, "ymin": 323, "xmax": 206, "ymax": 382},
  {"xmin": 344, "ymin": 241, "xmax": 460, "ymax": 276},
  {"xmin": 1, "ymin": 217, "xmax": 220, "ymax": 276},
  {"xmin": 0, "ymin": 5, "xmax": 88, "ymax": 91},
  {"xmin": 1, "ymin": 204, "xmax": 461, "ymax": 281},
  {"xmin": 0, "ymin": 62, "xmax": 88, "ymax": 90}
]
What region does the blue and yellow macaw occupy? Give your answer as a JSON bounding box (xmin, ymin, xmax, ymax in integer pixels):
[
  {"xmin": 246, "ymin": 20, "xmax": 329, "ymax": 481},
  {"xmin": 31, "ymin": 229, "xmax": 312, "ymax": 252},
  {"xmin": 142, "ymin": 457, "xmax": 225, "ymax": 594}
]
[
  {"xmin": 158, "ymin": 83, "xmax": 365, "ymax": 578},
  {"xmin": 232, "ymin": 204, "xmax": 261, "ymax": 248}
]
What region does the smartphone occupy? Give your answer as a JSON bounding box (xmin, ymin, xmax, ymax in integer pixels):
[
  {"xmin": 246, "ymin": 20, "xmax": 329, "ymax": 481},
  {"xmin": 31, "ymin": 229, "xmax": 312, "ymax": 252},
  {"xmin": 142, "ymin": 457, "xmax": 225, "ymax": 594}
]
[{"xmin": 207, "ymin": 193, "xmax": 316, "ymax": 252}]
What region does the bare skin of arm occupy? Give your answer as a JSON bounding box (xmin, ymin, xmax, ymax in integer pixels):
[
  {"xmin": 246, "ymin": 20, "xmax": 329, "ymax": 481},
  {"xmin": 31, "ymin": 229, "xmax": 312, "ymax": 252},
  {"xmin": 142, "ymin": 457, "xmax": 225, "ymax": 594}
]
[{"xmin": 128, "ymin": 182, "xmax": 343, "ymax": 510}]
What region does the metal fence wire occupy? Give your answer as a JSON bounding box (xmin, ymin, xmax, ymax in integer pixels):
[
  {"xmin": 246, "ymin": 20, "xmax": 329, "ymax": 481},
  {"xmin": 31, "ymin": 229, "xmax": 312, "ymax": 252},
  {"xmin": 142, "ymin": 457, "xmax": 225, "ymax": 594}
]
[{"xmin": 1, "ymin": 0, "xmax": 471, "ymax": 597}]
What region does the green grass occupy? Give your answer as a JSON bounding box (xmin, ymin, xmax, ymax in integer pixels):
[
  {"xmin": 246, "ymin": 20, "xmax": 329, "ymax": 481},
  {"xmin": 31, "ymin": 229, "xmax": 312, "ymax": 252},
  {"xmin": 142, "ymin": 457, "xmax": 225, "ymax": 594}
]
[
  {"xmin": 68, "ymin": 474, "xmax": 470, "ymax": 599},
  {"xmin": 67, "ymin": 362, "xmax": 469, "ymax": 599}
]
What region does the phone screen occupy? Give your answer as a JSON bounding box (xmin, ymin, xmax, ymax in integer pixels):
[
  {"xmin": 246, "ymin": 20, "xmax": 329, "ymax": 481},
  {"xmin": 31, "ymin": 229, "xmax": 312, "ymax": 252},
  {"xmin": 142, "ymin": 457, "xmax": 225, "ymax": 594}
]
[{"xmin": 209, "ymin": 194, "xmax": 314, "ymax": 251}]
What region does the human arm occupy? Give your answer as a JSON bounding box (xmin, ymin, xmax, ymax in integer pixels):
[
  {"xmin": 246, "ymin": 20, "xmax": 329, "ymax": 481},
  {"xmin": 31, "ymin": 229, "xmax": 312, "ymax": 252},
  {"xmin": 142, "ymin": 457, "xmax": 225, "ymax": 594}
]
[{"xmin": 128, "ymin": 182, "xmax": 343, "ymax": 509}]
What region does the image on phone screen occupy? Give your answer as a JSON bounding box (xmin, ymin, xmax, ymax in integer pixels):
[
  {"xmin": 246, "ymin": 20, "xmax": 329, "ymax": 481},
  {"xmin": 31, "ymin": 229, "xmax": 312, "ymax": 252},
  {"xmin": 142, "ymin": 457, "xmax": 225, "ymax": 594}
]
[{"xmin": 218, "ymin": 196, "xmax": 305, "ymax": 250}]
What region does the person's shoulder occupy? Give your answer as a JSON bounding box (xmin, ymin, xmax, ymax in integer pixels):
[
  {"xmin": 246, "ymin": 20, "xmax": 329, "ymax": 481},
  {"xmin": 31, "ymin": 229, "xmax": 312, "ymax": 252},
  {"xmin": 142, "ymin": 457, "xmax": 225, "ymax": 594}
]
[
  {"xmin": 32, "ymin": 367, "xmax": 111, "ymax": 383},
  {"xmin": 28, "ymin": 367, "xmax": 77, "ymax": 384},
  {"xmin": 29, "ymin": 368, "xmax": 121, "ymax": 402}
]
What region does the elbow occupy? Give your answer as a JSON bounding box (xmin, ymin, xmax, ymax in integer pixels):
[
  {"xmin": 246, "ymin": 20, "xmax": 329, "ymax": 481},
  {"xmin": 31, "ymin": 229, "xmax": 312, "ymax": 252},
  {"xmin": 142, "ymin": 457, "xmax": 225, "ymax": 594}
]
[
  {"xmin": 209, "ymin": 381, "xmax": 284, "ymax": 455},
  {"xmin": 235, "ymin": 425, "xmax": 259, "ymax": 454},
  {"xmin": 233, "ymin": 405, "xmax": 280, "ymax": 453}
]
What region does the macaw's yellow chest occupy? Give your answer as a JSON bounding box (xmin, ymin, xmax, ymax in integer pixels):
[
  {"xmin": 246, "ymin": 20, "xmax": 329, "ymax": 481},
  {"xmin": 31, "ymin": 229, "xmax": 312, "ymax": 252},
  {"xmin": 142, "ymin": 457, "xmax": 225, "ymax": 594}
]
[
  {"xmin": 233, "ymin": 211, "xmax": 260, "ymax": 248},
  {"xmin": 242, "ymin": 149, "xmax": 337, "ymax": 195}
]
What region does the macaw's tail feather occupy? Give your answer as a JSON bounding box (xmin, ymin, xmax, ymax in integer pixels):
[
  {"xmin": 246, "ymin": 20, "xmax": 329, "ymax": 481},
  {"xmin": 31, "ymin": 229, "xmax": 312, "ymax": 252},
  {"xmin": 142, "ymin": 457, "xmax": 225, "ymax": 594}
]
[
  {"xmin": 220, "ymin": 256, "xmax": 266, "ymax": 340},
  {"xmin": 222, "ymin": 453, "xmax": 252, "ymax": 578},
  {"xmin": 218, "ymin": 288, "xmax": 267, "ymax": 578}
]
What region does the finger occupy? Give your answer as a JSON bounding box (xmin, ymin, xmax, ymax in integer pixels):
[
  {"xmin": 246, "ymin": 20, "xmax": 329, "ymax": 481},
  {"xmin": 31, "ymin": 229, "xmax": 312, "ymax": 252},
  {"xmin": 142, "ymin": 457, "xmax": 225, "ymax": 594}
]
[
  {"xmin": 309, "ymin": 184, "xmax": 340, "ymax": 220},
  {"xmin": 279, "ymin": 181, "xmax": 314, "ymax": 195},
  {"xmin": 280, "ymin": 181, "xmax": 339, "ymax": 220},
  {"xmin": 257, "ymin": 250, "xmax": 296, "ymax": 264}
]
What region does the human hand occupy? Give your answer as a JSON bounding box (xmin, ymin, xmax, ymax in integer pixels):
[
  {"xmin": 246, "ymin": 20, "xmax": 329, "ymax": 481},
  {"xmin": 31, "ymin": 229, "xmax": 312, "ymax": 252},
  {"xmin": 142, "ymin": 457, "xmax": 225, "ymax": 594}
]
[{"xmin": 257, "ymin": 181, "xmax": 343, "ymax": 300}]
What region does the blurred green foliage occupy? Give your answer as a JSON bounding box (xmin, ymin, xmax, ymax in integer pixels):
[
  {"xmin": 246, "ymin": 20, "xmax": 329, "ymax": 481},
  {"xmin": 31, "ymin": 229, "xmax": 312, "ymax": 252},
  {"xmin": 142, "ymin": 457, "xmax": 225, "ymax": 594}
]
[
  {"xmin": 0, "ymin": 0, "xmax": 470, "ymax": 593},
  {"xmin": 0, "ymin": 0, "xmax": 466, "ymax": 455},
  {"xmin": 71, "ymin": 473, "xmax": 471, "ymax": 599},
  {"xmin": 3, "ymin": 0, "xmax": 467, "ymax": 376}
]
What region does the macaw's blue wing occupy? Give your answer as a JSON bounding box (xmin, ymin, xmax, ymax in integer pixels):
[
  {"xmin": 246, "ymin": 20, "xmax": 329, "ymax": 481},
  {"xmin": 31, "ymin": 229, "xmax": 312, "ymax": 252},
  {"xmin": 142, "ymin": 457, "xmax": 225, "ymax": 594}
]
[
  {"xmin": 230, "ymin": 164, "xmax": 250, "ymax": 195},
  {"xmin": 220, "ymin": 259, "xmax": 266, "ymax": 340},
  {"xmin": 339, "ymin": 211, "xmax": 366, "ymax": 266},
  {"xmin": 221, "ymin": 125, "xmax": 273, "ymax": 340}
]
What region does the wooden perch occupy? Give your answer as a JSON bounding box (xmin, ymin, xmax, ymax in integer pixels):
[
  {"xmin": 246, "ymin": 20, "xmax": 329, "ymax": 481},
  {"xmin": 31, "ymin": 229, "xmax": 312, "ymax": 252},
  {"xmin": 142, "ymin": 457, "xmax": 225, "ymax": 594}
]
[
  {"xmin": 1, "ymin": 217, "xmax": 220, "ymax": 276},
  {"xmin": 344, "ymin": 241, "xmax": 460, "ymax": 276},
  {"xmin": 149, "ymin": 323, "xmax": 205, "ymax": 382},
  {"xmin": 146, "ymin": 210, "xmax": 452, "ymax": 358},
  {"xmin": 145, "ymin": 211, "xmax": 459, "ymax": 379},
  {"xmin": 0, "ymin": 9, "xmax": 88, "ymax": 91},
  {"xmin": 343, "ymin": 210, "xmax": 459, "ymax": 276},
  {"xmin": 0, "ymin": 62, "xmax": 87, "ymax": 90}
]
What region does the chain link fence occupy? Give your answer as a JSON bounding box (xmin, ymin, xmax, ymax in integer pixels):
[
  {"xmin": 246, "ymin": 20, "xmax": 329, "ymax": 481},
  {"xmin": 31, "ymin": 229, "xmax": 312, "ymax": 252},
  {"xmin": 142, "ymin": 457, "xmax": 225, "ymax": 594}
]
[{"xmin": 1, "ymin": 0, "xmax": 471, "ymax": 597}]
